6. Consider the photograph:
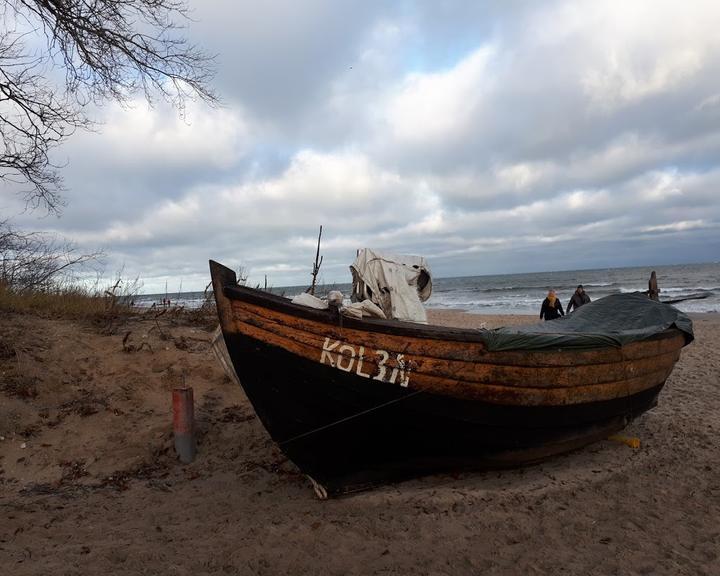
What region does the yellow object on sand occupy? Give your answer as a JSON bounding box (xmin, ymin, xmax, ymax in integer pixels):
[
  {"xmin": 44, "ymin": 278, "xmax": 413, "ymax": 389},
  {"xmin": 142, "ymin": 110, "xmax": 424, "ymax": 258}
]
[{"xmin": 608, "ymin": 434, "xmax": 641, "ymax": 449}]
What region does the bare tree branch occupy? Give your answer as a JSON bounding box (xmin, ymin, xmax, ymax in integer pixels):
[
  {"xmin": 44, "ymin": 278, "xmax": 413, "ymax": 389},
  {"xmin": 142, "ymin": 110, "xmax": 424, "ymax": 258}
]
[
  {"xmin": 0, "ymin": 0, "xmax": 217, "ymax": 214},
  {"xmin": 1, "ymin": 219, "xmax": 103, "ymax": 290}
]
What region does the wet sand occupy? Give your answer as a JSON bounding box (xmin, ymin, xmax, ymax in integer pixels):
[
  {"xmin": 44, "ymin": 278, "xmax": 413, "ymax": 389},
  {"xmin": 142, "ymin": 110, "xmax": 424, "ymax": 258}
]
[{"xmin": 1, "ymin": 309, "xmax": 718, "ymax": 575}]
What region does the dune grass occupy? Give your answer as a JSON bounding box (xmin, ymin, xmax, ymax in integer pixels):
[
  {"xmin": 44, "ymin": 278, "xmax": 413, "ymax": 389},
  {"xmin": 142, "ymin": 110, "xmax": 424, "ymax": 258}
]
[
  {"xmin": 0, "ymin": 283, "xmax": 124, "ymax": 321},
  {"xmin": 0, "ymin": 282, "xmax": 218, "ymax": 332}
]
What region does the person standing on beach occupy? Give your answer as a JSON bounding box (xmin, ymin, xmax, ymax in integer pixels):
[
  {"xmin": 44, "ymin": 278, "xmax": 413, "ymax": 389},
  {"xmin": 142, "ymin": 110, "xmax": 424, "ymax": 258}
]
[
  {"xmin": 647, "ymin": 271, "xmax": 660, "ymax": 301},
  {"xmin": 566, "ymin": 284, "xmax": 591, "ymax": 313},
  {"xmin": 540, "ymin": 289, "xmax": 565, "ymax": 320}
]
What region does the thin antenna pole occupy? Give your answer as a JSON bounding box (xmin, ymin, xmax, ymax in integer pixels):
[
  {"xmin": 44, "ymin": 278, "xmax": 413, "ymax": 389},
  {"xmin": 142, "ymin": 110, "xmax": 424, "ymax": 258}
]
[{"xmin": 309, "ymin": 225, "xmax": 323, "ymax": 296}]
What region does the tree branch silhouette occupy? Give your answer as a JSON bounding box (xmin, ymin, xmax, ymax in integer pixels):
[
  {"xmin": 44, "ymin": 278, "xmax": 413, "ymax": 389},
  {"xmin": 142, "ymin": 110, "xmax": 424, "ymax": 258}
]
[{"xmin": 1, "ymin": 0, "xmax": 217, "ymax": 214}]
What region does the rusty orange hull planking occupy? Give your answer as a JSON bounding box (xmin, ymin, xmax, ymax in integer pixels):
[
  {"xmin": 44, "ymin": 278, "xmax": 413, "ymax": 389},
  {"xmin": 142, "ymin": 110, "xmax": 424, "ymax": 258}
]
[{"xmin": 210, "ymin": 260, "xmax": 689, "ymax": 497}]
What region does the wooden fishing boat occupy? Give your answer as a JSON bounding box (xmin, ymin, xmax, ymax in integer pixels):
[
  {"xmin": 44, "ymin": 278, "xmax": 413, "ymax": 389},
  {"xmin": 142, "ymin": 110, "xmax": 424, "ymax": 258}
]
[{"xmin": 209, "ymin": 260, "xmax": 693, "ymax": 497}]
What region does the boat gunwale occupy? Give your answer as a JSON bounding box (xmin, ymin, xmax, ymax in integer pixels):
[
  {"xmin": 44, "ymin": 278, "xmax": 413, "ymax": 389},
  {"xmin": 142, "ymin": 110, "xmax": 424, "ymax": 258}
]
[{"xmin": 221, "ymin": 282, "xmax": 683, "ymax": 347}]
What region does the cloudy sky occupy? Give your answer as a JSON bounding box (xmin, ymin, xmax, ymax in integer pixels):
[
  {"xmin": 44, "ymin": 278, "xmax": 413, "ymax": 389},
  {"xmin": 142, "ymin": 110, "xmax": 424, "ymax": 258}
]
[{"xmin": 5, "ymin": 0, "xmax": 720, "ymax": 292}]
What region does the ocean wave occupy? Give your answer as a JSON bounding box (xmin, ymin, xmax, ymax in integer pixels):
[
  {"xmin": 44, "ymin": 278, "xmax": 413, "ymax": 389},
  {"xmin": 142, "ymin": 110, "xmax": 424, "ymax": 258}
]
[{"xmin": 136, "ymin": 263, "xmax": 720, "ymax": 315}]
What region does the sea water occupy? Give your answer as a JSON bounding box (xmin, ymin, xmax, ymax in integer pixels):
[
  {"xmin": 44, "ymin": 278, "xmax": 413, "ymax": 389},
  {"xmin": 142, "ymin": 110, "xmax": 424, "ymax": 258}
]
[
  {"xmin": 426, "ymin": 263, "xmax": 719, "ymax": 315},
  {"xmin": 135, "ymin": 262, "xmax": 720, "ymax": 315}
]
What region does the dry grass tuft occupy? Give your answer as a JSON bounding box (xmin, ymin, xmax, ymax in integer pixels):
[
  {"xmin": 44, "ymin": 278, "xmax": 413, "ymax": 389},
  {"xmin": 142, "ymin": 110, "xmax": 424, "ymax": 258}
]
[
  {"xmin": 0, "ymin": 282, "xmax": 218, "ymax": 334},
  {"xmin": 1, "ymin": 284, "xmax": 108, "ymax": 318},
  {"xmin": 0, "ymin": 282, "xmax": 140, "ymax": 329}
]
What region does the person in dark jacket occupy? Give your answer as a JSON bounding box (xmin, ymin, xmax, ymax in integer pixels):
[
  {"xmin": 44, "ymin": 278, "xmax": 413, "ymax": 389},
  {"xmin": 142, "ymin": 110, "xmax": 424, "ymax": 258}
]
[
  {"xmin": 566, "ymin": 284, "xmax": 591, "ymax": 313},
  {"xmin": 540, "ymin": 289, "xmax": 564, "ymax": 320}
]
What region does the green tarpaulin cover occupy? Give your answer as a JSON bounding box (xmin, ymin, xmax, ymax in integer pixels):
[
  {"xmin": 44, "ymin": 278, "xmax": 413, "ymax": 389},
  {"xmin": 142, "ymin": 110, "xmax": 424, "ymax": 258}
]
[{"xmin": 480, "ymin": 293, "xmax": 694, "ymax": 351}]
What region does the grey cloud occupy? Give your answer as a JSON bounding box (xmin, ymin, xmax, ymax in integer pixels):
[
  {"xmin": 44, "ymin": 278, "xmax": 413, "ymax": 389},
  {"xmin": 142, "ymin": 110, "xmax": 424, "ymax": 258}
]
[
  {"xmin": 5, "ymin": 0, "xmax": 720, "ymax": 291},
  {"xmin": 190, "ymin": 1, "xmax": 390, "ymax": 126}
]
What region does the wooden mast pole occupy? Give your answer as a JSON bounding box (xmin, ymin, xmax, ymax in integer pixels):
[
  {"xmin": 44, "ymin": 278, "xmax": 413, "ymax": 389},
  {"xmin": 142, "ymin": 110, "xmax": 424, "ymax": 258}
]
[{"xmin": 309, "ymin": 226, "xmax": 323, "ymax": 295}]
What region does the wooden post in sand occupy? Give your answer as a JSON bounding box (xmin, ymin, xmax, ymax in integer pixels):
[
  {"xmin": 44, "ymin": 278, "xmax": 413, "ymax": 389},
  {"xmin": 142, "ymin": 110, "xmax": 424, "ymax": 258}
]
[{"xmin": 173, "ymin": 386, "xmax": 196, "ymax": 463}]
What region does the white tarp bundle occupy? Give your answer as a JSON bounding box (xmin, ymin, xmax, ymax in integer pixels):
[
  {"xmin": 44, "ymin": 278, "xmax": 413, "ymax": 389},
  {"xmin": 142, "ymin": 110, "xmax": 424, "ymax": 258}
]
[
  {"xmin": 291, "ymin": 292, "xmax": 328, "ymax": 309},
  {"xmin": 340, "ymin": 298, "xmax": 386, "ymax": 320},
  {"xmin": 291, "ymin": 287, "xmax": 387, "ymax": 320},
  {"xmin": 349, "ymin": 248, "xmax": 432, "ymax": 323}
]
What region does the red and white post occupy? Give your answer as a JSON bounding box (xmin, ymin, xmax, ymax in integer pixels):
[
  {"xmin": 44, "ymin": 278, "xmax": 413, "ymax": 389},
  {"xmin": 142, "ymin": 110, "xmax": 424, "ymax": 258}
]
[{"xmin": 172, "ymin": 386, "xmax": 196, "ymax": 463}]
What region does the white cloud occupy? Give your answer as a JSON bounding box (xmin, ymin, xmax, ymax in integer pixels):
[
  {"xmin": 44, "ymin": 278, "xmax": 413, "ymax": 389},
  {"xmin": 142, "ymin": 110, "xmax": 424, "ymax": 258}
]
[
  {"xmin": 494, "ymin": 162, "xmax": 551, "ymax": 192},
  {"xmin": 63, "ymin": 149, "xmax": 452, "ymax": 286},
  {"xmin": 383, "ymin": 46, "xmax": 495, "ymax": 144},
  {"xmin": 565, "ymin": 189, "xmax": 611, "ymax": 211},
  {"xmin": 697, "ymin": 93, "xmax": 720, "ymax": 112},
  {"xmin": 100, "ymin": 100, "xmax": 251, "ymax": 169},
  {"xmin": 641, "ymin": 220, "xmax": 707, "ymax": 233},
  {"xmin": 528, "ymin": 1, "xmax": 719, "ymax": 111},
  {"xmin": 637, "ymin": 170, "xmax": 684, "ymax": 202}
]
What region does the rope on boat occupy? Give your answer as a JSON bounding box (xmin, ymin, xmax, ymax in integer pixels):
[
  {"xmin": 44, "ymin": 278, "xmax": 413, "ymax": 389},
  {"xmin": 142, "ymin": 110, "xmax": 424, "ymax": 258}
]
[{"xmin": 278, "ymin": 389, "xmax": 425, "ymax": 447}]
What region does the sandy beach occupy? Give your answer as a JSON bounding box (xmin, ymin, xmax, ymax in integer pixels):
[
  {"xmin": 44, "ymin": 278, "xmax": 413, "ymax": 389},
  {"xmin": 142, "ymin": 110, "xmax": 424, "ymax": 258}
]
[{"xmin": 1, "ymin": 308, "xmax": 718, "ymax": 575}]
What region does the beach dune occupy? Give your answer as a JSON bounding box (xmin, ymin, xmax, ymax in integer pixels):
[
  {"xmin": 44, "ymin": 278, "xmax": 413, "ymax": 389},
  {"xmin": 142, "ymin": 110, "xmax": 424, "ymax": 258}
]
[{"xmin": 0, "ymin": 308, "xmax": 718, "ymax": 574}]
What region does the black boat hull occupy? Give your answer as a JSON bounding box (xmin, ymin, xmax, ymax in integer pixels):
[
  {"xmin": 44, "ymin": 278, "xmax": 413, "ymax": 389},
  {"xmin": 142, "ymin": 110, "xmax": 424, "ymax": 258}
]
[
  {"xmin": 209, "ymin": 259, "xmax": 688, "ymax": 496},
  {"xmin": 223, "ymin": 331, "xmax": 662, "ymax": 496}
]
